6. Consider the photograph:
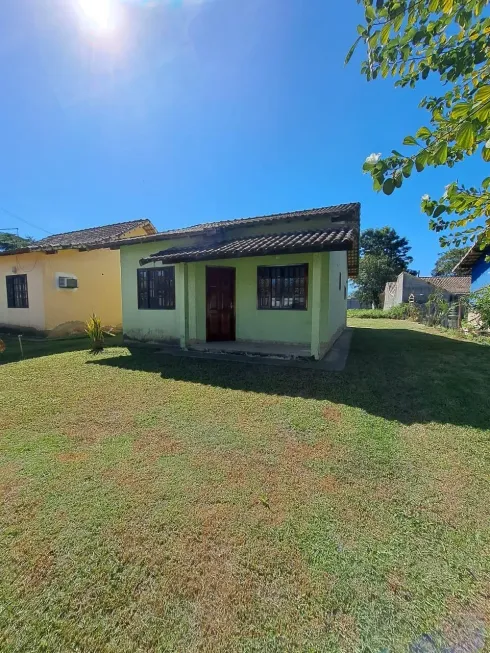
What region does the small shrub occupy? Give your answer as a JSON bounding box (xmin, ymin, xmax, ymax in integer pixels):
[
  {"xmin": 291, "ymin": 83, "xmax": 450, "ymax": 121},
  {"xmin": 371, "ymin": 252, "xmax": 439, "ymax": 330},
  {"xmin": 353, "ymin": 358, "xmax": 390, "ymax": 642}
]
[
  {"xmin": 348, "ymin": 305, "xmax": 421, "ymax": 321},
  {"xmin": 347, "ymin": 309, "xmax": 386, "ymax": 319},
  {"xmin": 85, "ymin": 314, "xmax": 105, "ymax": 352},
  {"xmin": 470, "ymin": 286, "xmax": 490, "ymax": 330},
  {"xmin": 384, "ymin": 303, "xmax": 421, "ymax": 321}
]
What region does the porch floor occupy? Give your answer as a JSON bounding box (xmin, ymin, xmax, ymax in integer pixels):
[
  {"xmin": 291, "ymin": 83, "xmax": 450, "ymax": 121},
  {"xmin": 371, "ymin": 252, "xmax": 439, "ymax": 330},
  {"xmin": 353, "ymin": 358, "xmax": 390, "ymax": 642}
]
[
  {"xmin": 148, "ymin": 329, "xmax": 352, "ymax": 371},
  {"xmin": 188, "ymin": 341, "xmax": 312, "ymax": 360}
]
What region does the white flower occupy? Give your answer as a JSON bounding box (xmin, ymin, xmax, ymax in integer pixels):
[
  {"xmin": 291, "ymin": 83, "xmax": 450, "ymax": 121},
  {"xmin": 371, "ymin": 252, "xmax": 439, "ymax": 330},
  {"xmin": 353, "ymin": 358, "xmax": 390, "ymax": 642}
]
[
  {"xmin": 443, "ymin": 183, "xmax": 452, "ymax": 199},
  {"xmin": 485, "ymin": 139, "xmax": 490, "ymax": 149},
  {"xmin": 421, "ymin": 194, "xmax": 430, "ymax": 201},
  {"xmin": 365, "ymin": 152, "xmax": 381, "ymax": 165}
]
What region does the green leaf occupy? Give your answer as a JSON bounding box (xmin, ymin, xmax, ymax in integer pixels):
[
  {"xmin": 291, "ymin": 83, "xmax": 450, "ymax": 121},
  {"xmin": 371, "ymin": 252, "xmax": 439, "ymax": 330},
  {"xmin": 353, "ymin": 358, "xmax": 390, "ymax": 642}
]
[
  {"xmin": 345, "ymin": 41, "xmax": 358, "ymax": 65},
  {"xmin": 402, "ymin": 160, "xmax": 414, "ymax": 177},
  {"xmin": 394, "ymin": 172, "xmax": 403, "ymax": 188},
  {"xmin": 475, "ymin": 104, "xmax": 490, "ymax": 122},
  {"xmin": 474, "ymin": 85, "xmax": 490, "ymax": 104},
  {"xmin": 393, "ymin": 12, "xmax": 404, "ymax": 32},
  {"xmin": 373, "ymin": 177, "xmax": 383, "ymax": 191},
  {"xmin": 416, "ymin": 126, "xmax": 431, "ymax": 140},
  {"xmin": 383, "ymin": 178, "xmax": 395, "ymax": 195},
  {"xmin": 415, "ymin": 150, "xmax": 428, "ymax": 171},
  {"xmin": 434, "ymin": 141, "xmax": 448, "ymax": 164},
  {"xmin": 380, "ymin": 23, "xmax": 391, "ymax": 44},
  {"xmin": 428, "ymin": 0, "xmax": 439, "ymax": 10},
  {"xmin": 433, "ymin": 205, "xmax": 446, "ymax": 218},
  {"xmin": 357, "ymin": 24, "xmax": 367, "ymax": 36},
  {"xmin": 482, "ymin": 177, "xmax": 490, "ymax": 190},
  {"xmin": 403, "ymin": 135, "xmax": 419, "ymax": 146},
  {"xmin": 368, "ymin": 31, "xmax": 379, "ymax": 48},
  {"xmin": 450, "ymin": 103, "xmax": 470, "ymax": 120},
  {"xmin": 456, "ymin": 122, "xmax": 475, "ymax": 149},
  {"xmin": 483, "ymin": 146, "xmax": 490, "ymax": 162},
  {"xmin": 442, "ymin": 0, "xmax": 453, "ymax": 13},
  {"xmin": 365, "ymin": 5, "xmax": 376, "ymax": 21}
]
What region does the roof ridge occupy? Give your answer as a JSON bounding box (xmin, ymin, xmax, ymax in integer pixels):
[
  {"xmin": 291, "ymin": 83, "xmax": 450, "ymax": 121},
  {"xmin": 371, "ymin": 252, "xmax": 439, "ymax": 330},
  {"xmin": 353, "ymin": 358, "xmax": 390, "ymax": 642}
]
[
  {"xmin": 37, "ymin": 218, "xmax": 150, "ymax": 242},
  {"xmin": 186, "ymin": 202, "xmax": 361, "ymax": 231}
]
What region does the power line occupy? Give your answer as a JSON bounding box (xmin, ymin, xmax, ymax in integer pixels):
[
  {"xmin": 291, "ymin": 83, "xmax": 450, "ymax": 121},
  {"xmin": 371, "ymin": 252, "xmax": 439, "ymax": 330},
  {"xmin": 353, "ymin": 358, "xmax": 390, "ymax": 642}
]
[{"xmin": 0, "ymin": 207, "xmax": 53, "ymax": 236}]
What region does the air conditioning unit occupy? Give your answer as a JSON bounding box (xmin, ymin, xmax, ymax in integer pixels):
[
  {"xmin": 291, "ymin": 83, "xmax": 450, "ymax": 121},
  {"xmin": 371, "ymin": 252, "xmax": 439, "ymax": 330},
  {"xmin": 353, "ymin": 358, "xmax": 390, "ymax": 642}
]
[{"xmin": 58, "ymin": 277, "xmax": 78, "ymax": 289}]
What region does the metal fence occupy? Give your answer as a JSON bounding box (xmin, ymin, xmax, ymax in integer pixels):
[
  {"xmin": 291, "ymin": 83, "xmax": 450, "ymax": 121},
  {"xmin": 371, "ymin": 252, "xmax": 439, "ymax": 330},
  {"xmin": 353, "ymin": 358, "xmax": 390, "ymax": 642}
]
[{"xmin": 416, "ymin": 299, "xmax": 465, "ymax": 330}]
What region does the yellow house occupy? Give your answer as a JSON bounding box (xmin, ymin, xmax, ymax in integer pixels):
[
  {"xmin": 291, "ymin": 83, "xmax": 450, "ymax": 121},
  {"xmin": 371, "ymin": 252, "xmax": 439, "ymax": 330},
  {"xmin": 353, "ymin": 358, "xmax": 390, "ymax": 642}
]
[{"xmin": 0, "ymin": 219, "xmax": 156, "ymax": 336}]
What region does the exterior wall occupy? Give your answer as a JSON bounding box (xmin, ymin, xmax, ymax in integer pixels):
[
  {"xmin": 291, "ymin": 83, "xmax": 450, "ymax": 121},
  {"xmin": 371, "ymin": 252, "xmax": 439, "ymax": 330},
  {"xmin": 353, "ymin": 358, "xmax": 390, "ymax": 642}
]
[
  {"xmin": 384, "ymin": 272, "xmax": 453, "ymax": 310},
  {"xmin": 383, "ymin": 274, "xmax": 404, "ymax": 310},
  {"xmin": 120, "ymin": 234, "xmax": 350, "ymax": 357},
  {"xmin": 0, "ymin": 253, "xmax": 46, "ymax": 331},
  {"xmin": 120, "ymin": 240, "xmax": 191, "ymax": 342},
  {"xmin": 192, "ymin": 253, "xmax": 316, "ymax": 345},
  {"xmin": 120, "ymin": 239, "xmax": 328, "ymax": 347},
  {"xmin": 321, "ymin": 250, "xmax": 347, "ymax": 354},
  {"xmin": 42, "ymin": 249, "xmax": 124, "ymax": 332},
  {"xmin": 42, "ymin": 225, "xmax": 149, "ymax": 334},
  {"xmin": 471, "ymin": 254, "xmax": 490, "ymax": 291}
]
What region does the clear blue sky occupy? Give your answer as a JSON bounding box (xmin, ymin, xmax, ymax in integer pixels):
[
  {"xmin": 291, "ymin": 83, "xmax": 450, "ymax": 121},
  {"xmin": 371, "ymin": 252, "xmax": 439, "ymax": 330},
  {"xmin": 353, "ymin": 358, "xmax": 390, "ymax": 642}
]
[{"xmin": 0, "ymin": 0, "xmax": 484, "ymax": 274}]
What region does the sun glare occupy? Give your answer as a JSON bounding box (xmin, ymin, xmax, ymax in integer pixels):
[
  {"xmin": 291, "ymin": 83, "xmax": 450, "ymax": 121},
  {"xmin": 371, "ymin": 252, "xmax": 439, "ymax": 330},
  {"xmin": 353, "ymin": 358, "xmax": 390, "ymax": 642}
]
[{"xmin": 78, "ymin": 0, "xmax": 119, "ymax": 32}]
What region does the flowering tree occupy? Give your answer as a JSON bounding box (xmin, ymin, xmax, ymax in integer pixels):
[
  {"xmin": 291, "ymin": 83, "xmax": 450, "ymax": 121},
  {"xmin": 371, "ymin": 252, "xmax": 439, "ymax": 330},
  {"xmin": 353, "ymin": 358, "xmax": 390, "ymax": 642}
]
[{"xmin": 348, "ymin": 0, "xmax": 490, "ymax": 250}]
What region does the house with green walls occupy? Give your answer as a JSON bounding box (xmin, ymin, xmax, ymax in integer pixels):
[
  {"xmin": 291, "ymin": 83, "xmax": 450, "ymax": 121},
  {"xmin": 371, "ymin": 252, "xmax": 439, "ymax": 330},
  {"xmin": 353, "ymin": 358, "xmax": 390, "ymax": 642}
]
[{"xmin": 111, "ymin": 203, "xmax": 360, "ymax": 360}]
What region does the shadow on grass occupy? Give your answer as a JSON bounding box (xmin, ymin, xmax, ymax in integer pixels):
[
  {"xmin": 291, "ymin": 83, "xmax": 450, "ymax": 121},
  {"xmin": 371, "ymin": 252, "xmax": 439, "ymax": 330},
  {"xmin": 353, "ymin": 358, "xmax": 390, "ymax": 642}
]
[
  {"xmin": 0, "ymin": 334, "xmax": 123, "ymax": 365},
  {"xmin": 87, "ymin": 326, "xmax": 490, "ymax": 429}
]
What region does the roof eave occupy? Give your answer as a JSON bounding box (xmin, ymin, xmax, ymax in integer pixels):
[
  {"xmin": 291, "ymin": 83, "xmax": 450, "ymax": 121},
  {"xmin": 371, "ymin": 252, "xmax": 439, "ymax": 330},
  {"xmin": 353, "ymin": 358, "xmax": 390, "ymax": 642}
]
[{"xmin": 105, "ymin": 204, "xmax": 361, "ymax": 251}]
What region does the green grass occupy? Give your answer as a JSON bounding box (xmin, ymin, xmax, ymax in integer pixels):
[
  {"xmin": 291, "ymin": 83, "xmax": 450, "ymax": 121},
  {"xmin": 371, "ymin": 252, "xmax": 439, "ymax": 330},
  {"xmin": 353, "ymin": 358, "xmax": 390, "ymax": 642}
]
[{"xmin": 0, "ymin": 320, "xmax": 489, "ymax": 652}]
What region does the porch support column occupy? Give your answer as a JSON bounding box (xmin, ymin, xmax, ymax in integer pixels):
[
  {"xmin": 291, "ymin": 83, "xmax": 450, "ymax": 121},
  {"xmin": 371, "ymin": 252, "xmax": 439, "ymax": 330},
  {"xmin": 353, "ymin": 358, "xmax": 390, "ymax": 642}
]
[
  {"xmin": 187, "ymin": 263, "xmax": 197, "ymax": 344},
  {"xmin": 176, "ymin": 262, "xmax": 189, "ymax": 349},
  {"xmin": 310, "ymin": 253, "xmax": 322, "ymax": 360}
]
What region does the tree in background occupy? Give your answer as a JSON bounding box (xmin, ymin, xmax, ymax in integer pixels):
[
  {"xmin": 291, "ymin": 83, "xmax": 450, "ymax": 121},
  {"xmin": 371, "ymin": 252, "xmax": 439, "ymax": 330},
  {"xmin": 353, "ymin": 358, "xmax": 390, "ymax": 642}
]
[
  {"xmin": 0, "ymin": 232, "xmax": 33, "ymax": 253},
  {"xmin": 361, "ymin": 226, "xmax": 414, "ymax": 272},
  {"xmin": 348, "ymin": 0, "xmax": 490, "ymax": 251},
  {"xmin": 353, "ymin": 227, "xmax": 415, "ymax": 307},
  {"xmin": 353, "ymin": 254, "xmax": 397, "ymax": 308},
  {"xmin": 432, "ymin": 247, "xmax": 469, "ymax": 275}
]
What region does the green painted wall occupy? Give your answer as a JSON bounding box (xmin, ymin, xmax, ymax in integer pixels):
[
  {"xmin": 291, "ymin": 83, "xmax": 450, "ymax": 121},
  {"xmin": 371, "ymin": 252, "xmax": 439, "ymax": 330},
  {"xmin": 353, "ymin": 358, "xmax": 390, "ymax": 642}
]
[
  {"xmin": 322, "ymin": 250, "xmax": 347, "ymax": 350},
  {"xmin": 191, "ymin": 253, "xmax": 317, "ymax": 345},
  {"xmin": 120, "ymin": 241, "xmax": 188, "ymax": 342},
  {"xmin": 120, "ymin": 233, "xmax": 347, "ymax": 351}
]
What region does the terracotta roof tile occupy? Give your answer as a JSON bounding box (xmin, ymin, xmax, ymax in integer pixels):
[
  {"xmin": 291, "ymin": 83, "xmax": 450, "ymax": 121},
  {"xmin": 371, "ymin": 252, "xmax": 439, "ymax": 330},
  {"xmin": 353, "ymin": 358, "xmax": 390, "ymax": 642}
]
[
  {"xmin": 140, "ymin": 227, "xmax": 359, "ymax": 276},
  {"xmin": 35, "ymin": 219, "xmax": 155, "ymax": 248},
  {"xmin": 419, "ymin": 276, "xmax": 471, "ymax": 294},
  {"xmin": 0, "ymin": 219, "xmax": 156, "ymax": 257}
]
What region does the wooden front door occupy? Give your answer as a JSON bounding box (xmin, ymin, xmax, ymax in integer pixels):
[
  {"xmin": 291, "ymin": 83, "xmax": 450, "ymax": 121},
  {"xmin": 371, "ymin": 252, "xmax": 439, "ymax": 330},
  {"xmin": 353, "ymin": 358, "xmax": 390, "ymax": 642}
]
[{"xmin": 206, "ymin": 267, "xmax": 236, "ymax": 342}]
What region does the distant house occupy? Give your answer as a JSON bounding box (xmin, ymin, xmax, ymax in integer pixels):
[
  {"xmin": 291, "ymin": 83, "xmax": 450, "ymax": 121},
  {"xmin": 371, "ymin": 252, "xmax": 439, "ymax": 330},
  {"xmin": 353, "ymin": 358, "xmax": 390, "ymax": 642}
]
[
  {"xmin": 108, "ymin": 203, "xmax": 361, "ymax": 360},
  {"xmin": 453, "ymin": 245, "xmax": 490, "ymax": 292},
  {"xmin": 383, "ymin": 272, "xmax": 471, "ymax": 310},
  {"xmin": 0, "ymin": 220, "xmax": 156, "ymax": 336}
]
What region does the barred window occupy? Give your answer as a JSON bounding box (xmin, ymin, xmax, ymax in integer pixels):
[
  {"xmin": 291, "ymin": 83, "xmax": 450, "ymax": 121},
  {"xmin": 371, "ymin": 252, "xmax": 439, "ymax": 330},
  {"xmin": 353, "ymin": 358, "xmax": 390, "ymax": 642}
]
[
  {"xmin": 6, "ymin": 274, "xmax": 29, "ymax": 309},
  {"xmin": 257, "ymin": 264, "xmax": 308, "ymax": 310},
  {"xmin": 137, "ymin": 267, "xmax": 175, "ymax": 310}
]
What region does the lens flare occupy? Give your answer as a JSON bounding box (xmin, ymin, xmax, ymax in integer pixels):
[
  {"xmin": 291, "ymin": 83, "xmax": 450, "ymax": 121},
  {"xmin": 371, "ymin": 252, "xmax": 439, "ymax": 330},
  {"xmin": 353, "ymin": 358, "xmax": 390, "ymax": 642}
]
[{"xmin": 78, "ymin": 0, "xmax": 118, "ymax": 32}]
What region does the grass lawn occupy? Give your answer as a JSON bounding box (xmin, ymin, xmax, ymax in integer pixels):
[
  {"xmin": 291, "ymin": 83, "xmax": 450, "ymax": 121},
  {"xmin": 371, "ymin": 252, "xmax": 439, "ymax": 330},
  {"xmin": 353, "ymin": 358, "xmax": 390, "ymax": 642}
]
[{"xmin": 0, "ymin": 319, "xmax": 489, "ymax": 652}]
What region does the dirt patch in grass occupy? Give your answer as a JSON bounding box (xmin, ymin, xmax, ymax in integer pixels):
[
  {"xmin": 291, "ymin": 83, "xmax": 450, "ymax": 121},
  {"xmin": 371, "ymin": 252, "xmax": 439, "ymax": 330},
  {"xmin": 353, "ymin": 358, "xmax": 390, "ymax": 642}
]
[
  {"xmin": 133, "ymin": 432, "xmax": 184, "ymax": 461},
  {"xmin": 59, "ymin": 410, "xmax": 135, "ymax": 442},
  {"xmin": 200, "ymin": 436, "xmax": 346, "ymax": 526},
  {"xmin": 0, "ymin": 463, "xmax": 23, "ymax": 503},
  {"xmin": 323, "ymin": 404, "xmax": 343, "ymax": 423},
  {"xmin": 11, "ymin": 537, "xmax": 55, "ymax": 590},
  {"xmin": 57, "ymin": 452, "xmax": 89, "ymax": 463}
]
